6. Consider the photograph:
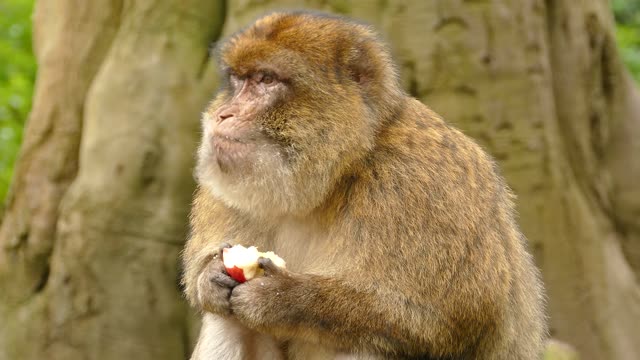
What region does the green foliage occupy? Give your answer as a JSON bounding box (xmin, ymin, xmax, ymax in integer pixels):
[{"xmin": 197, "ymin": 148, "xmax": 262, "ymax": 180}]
[
  {"xmin": 0, "ymin": 0, "xmax": 35, "ymax": 203},
  {"xmin": 613, "ymin": 0, "xmax": 640, "ymax": 81}
]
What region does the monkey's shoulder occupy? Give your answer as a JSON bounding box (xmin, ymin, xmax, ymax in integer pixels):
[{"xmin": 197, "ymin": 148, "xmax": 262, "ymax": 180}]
[{"xmin": 371, "ymin": 99, "xmax": 499, "ymax": 189}]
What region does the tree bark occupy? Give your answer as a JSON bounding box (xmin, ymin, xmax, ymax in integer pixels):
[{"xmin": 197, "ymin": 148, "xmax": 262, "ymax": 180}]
[{"xmin": 1, "ymin": 1, "xmax": 638, "ymax": 360}]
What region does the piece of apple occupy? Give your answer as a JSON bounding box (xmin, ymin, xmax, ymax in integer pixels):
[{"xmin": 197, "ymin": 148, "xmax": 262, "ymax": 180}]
[{"xmin": 222, "ymin": 245, "xmax": 286, "ymax": 283}]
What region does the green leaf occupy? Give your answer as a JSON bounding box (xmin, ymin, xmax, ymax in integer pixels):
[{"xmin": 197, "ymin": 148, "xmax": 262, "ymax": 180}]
[{"xmin": 0, "ymin": 0, "xmax": 36, "ymax": 202}]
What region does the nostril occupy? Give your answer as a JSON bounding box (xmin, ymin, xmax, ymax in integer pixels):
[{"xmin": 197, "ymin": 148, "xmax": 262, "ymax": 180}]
[{"xmin": 218, "ymin": 113, "xmax": 234, "ymax": 122}]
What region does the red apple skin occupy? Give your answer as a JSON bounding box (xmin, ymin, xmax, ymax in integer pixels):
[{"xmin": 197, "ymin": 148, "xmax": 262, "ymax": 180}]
[{"xmin": 225, "ymin": 266, "xmax": 247, "ymax": 283}]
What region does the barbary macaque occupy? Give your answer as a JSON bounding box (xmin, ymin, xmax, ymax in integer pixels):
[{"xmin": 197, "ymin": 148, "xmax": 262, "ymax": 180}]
[{"xmin": 182, "ymin": 11, "xmax": 546, "ymax": 360}]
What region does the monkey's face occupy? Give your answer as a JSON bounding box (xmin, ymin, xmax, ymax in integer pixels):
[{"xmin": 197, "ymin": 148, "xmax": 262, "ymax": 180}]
[
  {"xmin": 203, "ymin": 70, "xmax": 289, "ymax": 174},
  {"xmin": 196, "ymin": 67, "xmax": 292, "ymax": 216},
  {"xmin": 196, "ymin": 13, "xmax": 397, "ymax": 218},
  {"xmin": 196, "ymin": 61, "xmax": 368, "ymax": 218}
]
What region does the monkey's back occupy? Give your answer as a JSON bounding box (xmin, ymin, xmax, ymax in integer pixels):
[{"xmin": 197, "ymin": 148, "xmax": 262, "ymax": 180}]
[{"xmin": 339, "ymin": 98, "xmax": 547, "ymax": 359}]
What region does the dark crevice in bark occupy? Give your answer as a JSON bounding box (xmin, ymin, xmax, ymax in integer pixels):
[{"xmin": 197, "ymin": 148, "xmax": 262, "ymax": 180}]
[
  {"xmin": 586, "ymin": 13, "xmax": 616, "ymax": 103},
  {"xmin": 588, "ymin": 112, "xmax": 605, "ymax": 161},
  {"xmin": 406, "ymin": 62, "xmax": 419, "ymax": 98},
  {"xmin": 33, "ymin": 262, "xmax": 50, "ymax": 293},
  {"xmin": 600, "ymin": 38, "xmax": 616, "ymax": 102},
  {"xmin": 197, "ymin": 0, "xmax": 227, "ymax": 79},
  {"xmin": 197, "ymin": 48, "xmax": 213, "ymax": 80},
  {"xmin": 182, "ymin": 333, "xmax": 190, "ymax": 359}
]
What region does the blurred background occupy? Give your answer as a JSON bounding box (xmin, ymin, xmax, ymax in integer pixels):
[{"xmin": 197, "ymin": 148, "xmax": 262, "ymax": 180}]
[{"xmin": 1, "ymin": 1, "xmax": 639, "ymax": 359}]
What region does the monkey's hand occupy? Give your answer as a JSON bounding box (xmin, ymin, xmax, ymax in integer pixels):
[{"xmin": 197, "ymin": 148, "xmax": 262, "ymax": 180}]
[
  {"xmin": 229, "ymin": 257, "xmax": 298, "ymax": 330},
  {"xmin": 194, "ymin": 243, "xmax": 240, "ymax": 315}
]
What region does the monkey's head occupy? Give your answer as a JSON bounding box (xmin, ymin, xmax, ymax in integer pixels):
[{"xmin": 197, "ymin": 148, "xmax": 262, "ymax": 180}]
[{"xmin": 196, "ymin": 12, "xmax": 403, "ymax": 218}]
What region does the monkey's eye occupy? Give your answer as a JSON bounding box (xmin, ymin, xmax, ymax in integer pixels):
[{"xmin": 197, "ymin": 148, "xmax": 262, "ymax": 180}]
[
  {"xmin": 252, "ymin": 72, "xmax": 276, "ymax": 85},
  {"xmin": 261, "ymin": 74, "xmax": 275, "ymax": 85}
]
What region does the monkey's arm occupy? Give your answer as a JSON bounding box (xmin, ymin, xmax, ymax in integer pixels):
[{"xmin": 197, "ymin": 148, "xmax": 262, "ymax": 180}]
[
  {"xmin": 182, "ymin": 190, "xmax": 251, "ymax": 309},
  {"xmin": 183, "ymin": 188, "xmax": 276, "ymax": 310},
  {"xmin": 229, "ymin": 258, "xmax": 476, "ymax": 357}
]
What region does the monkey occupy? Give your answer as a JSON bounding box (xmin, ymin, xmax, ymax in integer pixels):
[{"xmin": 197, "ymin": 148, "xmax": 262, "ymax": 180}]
[{"xmin": 182, "ymin": 11, "xmax": 546, "ymax": 360}]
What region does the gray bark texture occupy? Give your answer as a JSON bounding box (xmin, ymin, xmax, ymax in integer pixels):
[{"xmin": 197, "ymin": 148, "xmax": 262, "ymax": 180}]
[{"xmin": 0, "ymin": 1, "xmax": 638, "ymax": 360}]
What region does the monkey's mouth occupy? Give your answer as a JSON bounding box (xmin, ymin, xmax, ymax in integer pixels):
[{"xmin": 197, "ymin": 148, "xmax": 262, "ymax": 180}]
[{"xmin": 211, "ymin": 135, "xmax": 255, "ymax": 172}]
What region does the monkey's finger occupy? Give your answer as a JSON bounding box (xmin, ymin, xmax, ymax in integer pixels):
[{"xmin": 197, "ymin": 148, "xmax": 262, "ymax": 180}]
[
  {"xmin": 258, "ymin": 257, "xmax": 286, "ymax": 277},
  {"xmin": 217, "ymin": 242, "xmax": 233, "ymax": 259},
  {"xmin": 210, "ymin": 270, "xmax": 239, "ymax": 288}
]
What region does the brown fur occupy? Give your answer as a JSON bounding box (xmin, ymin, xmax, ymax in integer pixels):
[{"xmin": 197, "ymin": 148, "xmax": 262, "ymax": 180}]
[{"xmin": 182, "ymin": 11, "xmax": 546, "ymax": 360}]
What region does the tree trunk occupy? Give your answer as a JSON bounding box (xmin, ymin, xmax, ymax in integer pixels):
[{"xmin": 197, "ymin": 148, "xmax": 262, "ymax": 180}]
[
  {"xmin": 1, "ymin": 1, "xmax": 638, "ymax": 360},
  {"xmin": 0, "ymin": 0, "xmax": 224, "ymax": 359}
]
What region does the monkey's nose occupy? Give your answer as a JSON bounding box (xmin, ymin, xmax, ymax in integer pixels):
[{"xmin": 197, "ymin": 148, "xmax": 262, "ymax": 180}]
[{"xmin": 218, "ymin": 112, "xmax": 234, "ymax": 122}]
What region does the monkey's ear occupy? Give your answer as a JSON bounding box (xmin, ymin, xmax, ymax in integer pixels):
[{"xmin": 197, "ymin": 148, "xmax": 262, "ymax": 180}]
[
  {"xmin": 348, "ymin": 45, "xmax": 377, "ymax": 87},
  {"xmin": 349, "ymin": 51, "xmax": 372, "ymax": 85}
]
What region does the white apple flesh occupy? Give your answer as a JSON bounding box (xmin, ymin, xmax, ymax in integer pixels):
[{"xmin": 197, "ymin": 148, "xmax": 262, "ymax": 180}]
[{"xmin": 222, "ymin": 245, "xmax": 286, "ymax": 283}]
